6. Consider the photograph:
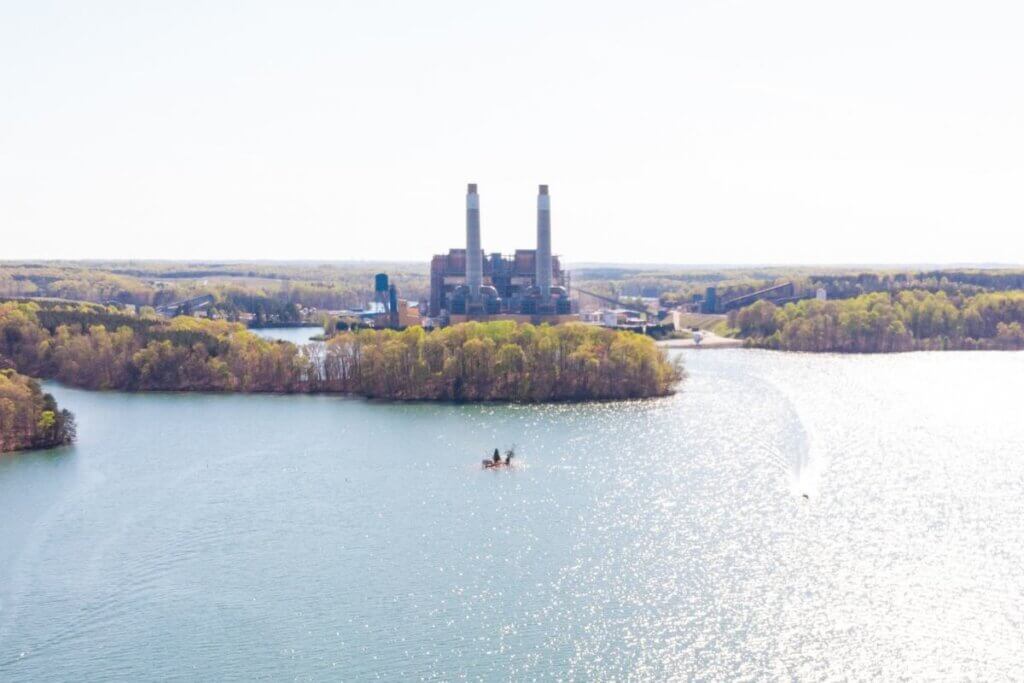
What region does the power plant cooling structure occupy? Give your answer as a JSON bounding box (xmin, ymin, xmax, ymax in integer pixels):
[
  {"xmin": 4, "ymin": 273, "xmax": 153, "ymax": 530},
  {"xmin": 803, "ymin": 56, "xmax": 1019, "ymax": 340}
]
[
  {"xmin": 429, "ymin": 183, "xmax": 576, "ymax": 320},
  {"xmin": 465, "ymin": 183, "xmax": 483, "ymax": 303},
  {"xmin": 535, "ymin": 185, "xmax": 552, "ymax": 299}
]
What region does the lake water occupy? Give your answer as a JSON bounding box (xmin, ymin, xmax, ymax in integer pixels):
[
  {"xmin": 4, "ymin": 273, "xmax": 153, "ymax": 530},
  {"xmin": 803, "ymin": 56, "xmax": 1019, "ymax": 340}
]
[
  {"xmin": 2, "ymin": 349, "xmax": 1023, "ymax": 680},
  {"xmin": 250, "ymin": 326, "xmax": 323, "ymax": 345}
]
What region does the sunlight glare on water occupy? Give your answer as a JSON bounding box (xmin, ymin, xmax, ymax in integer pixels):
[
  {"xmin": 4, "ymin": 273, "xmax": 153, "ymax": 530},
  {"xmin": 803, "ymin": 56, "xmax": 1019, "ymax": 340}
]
[{"xmin": 1, "ymin": 349, "xmax": 1023, "ymax": 679}]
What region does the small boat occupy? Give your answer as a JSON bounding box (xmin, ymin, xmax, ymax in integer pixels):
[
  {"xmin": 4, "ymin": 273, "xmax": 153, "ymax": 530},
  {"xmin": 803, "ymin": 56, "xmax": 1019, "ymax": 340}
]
[
  {"xmin": 482, "ymin": 459, "xmax": 510, "ymax": 469},
  {"xmin": 482, "ymin": 447, "xmax": 515, "ymax": 469}
]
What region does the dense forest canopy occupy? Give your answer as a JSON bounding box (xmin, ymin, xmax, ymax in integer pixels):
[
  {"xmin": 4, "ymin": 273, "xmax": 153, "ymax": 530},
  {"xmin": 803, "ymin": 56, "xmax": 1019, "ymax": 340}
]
[
  {"xmin": 0, "ymin": 301, "xmax": 681, "ymax": 401},
  {"xmin": 1, "ymin": 300, "xmax": 315, "ymax": 392},
  {"xmin": 315, "ymin": 321, "xmax": 682, "ymax": 401},
  {"xmin": 0, "ymin": 368, "xmax": 76, "ymax": 453},
  {"xmin": 731, "ymin": 291, "xmax": 1024, "ymax": 352}
]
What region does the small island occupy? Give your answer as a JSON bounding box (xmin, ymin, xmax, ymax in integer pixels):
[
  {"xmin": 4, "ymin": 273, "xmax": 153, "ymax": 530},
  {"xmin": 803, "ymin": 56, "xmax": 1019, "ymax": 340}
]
[
  {"xmin": 315, "ymin": 320, "xmax": 681, "ymax": 401},
  {"xmin": 0, "ymin": 301, "xmax": 682, "ymax": 402},
  {"xmin": 0, "ymin": 368, "xmax": 76, "ymax": 453}
]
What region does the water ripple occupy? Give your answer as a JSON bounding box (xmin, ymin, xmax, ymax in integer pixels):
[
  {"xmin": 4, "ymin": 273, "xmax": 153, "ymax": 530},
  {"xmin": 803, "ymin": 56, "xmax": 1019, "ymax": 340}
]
[{"xmin": 1, "ymin": 350, "xmax": 1023, "ymax": 679}]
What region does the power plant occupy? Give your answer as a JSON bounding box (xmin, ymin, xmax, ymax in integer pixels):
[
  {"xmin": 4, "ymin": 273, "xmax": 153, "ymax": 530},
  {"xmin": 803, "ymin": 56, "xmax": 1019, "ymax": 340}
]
[{"xmin": 429, "ymin": 184, "xmax": 577, "ymax": 323}]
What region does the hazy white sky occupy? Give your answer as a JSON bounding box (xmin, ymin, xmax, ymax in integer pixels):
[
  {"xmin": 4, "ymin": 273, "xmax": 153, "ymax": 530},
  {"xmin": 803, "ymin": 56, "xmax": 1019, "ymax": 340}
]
[{"xmin": 2, "ymin": 1, "xmax": 1022, "ymax": 264}]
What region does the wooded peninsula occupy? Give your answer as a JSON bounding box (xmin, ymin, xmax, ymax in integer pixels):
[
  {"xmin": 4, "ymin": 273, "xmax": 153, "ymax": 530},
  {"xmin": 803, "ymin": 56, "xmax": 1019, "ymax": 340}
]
[
  {"xmin": 0, "ymin": 301, "xmax": 681, "ymax": 402},
  {"xmin": 0, "ymin": 368, "xmax": 76, "ymax": 453},
  {"xmin": 731, "ymin": 291, "xmax": 1024, "ymax": 352}
]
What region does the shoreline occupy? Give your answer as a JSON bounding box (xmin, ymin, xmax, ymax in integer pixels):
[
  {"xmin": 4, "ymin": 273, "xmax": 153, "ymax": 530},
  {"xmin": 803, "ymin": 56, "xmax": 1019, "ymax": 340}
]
[
  {"xmin": 36, "ymin": 378, "xmax": 677, "ymax": 404},
  {"xmin": 658, "ymin": 332, "xmax": 745, "ymax": 349}
]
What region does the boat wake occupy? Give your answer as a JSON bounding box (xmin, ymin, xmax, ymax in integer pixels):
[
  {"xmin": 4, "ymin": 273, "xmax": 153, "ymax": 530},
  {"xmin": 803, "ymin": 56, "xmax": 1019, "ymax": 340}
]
[{"xmin": 750, "ymin": 420, "xmax": 825, "ymax": 501}]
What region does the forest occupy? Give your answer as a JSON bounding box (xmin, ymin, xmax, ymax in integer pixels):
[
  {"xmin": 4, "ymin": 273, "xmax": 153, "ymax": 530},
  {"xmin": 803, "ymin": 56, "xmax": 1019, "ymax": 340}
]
[
  {"xmin": 572, "ymin": 265, "xmax": 1024, "ymax": 310},
  {"xmin": 0, "ymin": 261, "xmax": 430, "ymax": 322},
  {"xmin": 313, "ymin": 321, "xmax": 681, "ymax": 401},
  {"xmin": 730, "ymin": 291, "xmax": 1024, "ymax": 352},
  {"xmin": 0, "ymin": 368, "xmax": 76, "ymax": 453},
  {"xmin": 0, "ymin": 301, "xmax": 681, "ymax": 401}
]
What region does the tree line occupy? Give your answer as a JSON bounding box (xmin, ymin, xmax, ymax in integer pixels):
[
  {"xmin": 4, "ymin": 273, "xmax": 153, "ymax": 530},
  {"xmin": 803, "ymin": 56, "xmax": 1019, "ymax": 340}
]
[
  {"xmin": 804, "ymin": 270, "xmax": 1024, "ymax": 300},
  {"xmin": 311, "ymin": 321, "xmax": 682, "ymax": 401},
  {"xmin": 0, "ymin": 301, "xmax": 682, "ymax": 401},
  {"xmin": 574, "ymin": 265, "xmax": 1024, "ymax": 310},
  {"xmin": 730, "ymin": 290, "xmax": 1024, "ymax": 352},
  {"xmin": 0, "ymin": 368, "xmax": 76, "ymax": 453},
  {"xmin": 0, "ymin": 262, "xmax": 431, "ymax": 319},
  {"xmin": 1, "ymin": 302, "xmax": 303, "ymax": 392}
]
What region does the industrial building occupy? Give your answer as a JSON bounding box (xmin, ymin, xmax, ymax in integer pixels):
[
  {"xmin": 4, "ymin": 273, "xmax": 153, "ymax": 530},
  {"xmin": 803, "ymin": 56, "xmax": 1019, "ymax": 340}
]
[
  {"xmin": 699, "ymin": 282, "xmax": 799, "ymax": 313},
  {"xmin": 429, "ymin": 184, "xmax": 577, "ymax": 323},
  {"xmin": 320, "ymin": 272, "xmax": 421, "ymax": 332},
  {"xmin": 364, "ymin": 273, "xmax": 419, "ymax": 328}
]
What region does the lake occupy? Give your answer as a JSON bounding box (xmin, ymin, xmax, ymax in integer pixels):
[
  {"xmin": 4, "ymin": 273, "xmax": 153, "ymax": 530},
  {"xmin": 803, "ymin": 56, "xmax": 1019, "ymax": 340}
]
[
  {"xmin": 250, "ymin": 326, "xmax": 324, "ymax": 345},
  {"xmin": 2, "ymin": 349, "xmax": 1023, "ymax": 679}
]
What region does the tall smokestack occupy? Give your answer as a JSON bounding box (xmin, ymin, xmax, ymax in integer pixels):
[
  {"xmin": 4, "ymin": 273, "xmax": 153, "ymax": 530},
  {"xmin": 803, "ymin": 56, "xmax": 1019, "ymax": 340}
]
[
  {"xmin": 466, "ymin": 183, "xmax": 482, "ymax": 301},
  {"xmin": 536, "ymin": 184, "xmax": 552, "ymax": 298}
]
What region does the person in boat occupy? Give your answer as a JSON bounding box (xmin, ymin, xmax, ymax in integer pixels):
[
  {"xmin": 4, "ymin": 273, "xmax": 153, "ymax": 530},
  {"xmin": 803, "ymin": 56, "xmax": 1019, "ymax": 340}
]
[{"xmin": 483, "ymin": 448, "xmax": 515, "ymax": 468}]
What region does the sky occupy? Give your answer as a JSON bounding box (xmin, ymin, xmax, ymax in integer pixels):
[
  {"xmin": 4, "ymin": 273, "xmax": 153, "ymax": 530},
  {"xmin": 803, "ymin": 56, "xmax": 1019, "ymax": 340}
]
[{"xmin": 2, "ymin": 1, "xmax": 1022, "ymax": 265}]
